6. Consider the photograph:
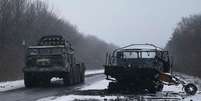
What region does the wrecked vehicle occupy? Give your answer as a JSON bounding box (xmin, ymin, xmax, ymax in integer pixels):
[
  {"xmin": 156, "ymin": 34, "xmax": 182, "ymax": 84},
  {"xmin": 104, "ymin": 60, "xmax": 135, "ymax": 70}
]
[
  {"xmin": 104, "ymin": 43, "xmax": 197, "ymax": 95},
  {"xmin": 23, "ymin": 35, "xmax": 85, "ymax": 87}
]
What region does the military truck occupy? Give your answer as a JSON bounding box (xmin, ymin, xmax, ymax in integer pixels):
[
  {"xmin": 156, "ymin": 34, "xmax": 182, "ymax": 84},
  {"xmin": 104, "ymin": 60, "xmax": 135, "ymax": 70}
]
[
  {"xmin": 104, "ymin": 44, "xmax": 197, "ymax": 95},
  {"xmin": 23, "ymin": 35, "xmax": 85, "ymax": 87}
]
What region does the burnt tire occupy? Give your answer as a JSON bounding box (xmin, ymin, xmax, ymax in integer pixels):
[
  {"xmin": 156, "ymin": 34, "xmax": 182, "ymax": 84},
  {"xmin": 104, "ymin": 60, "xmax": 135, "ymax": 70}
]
[
  {"xmin": 76, "ymin": 73, "xmax": 80, "ymax": 84},
  {"xmin": 184, "ymin": 83, "xmax": 198, "ymax": 95},
  {"xmin": 81, "ymin": 74, "xmax": 85, "ymax": 83}
]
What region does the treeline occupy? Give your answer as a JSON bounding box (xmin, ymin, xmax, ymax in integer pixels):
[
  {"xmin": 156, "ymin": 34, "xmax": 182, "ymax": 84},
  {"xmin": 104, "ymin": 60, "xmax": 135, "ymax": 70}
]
[
  {"xmin": 166, "ymin": 14, "xmax": 201, "ymax": 77},
  {"xmin": 0, "ymin": 0, "xmax": 116, "ymax": 80}
]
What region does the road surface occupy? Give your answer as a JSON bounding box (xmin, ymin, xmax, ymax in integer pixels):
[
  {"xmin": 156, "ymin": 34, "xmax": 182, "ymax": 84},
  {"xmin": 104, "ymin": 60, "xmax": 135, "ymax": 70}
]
[{"xmin": 0, "ymin": 74, "xmax": 105, "ymax": 101}]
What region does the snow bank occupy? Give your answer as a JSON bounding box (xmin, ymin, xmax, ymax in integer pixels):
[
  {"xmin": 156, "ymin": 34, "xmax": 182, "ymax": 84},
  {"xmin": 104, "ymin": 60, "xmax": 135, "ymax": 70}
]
[{"xmin": 0, "ymin": 80, "xmax": 24, "ymax": 92}]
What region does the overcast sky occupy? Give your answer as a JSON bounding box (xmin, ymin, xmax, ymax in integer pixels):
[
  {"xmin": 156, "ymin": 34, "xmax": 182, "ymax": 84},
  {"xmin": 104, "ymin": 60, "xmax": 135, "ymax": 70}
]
[{"xmin": 48, "ymin": 0, "xmax": 201, "ymax": 47}]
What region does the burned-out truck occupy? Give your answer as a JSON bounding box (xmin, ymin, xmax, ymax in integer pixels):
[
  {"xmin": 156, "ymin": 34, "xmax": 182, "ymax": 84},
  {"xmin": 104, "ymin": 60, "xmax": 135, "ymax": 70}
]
[
  {"xmin": 23, "ymin": 35, "xmax": 85, "ymax": 87},
  {"xmin": 104, "ymin": 44, "xmax": 197, "ymax": 95}
]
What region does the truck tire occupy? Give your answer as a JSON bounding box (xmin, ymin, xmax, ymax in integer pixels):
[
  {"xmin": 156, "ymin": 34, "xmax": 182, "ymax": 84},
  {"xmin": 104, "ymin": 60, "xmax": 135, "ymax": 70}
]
[
  {"xmin": 24, "ymin": 73, "xmax": 33, "ymax": 88},
  {"xmin": 81, "ymin": 63, "xmax": 85, "ymax": 83},
  {"xmin": 63, "ymin": 73, "xmax": 71, "ymax": 86},
  {"xmin": 78, "ymin": 70, "xmax": 82, "ymax": 83},
  {"xmin": 80, "ymin": 73, "xmax": 84, "ymax": 83}
]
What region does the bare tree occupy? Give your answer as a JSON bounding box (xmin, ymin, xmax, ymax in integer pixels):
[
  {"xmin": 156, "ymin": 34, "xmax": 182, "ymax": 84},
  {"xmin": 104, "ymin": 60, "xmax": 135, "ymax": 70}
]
[
  {"xmin": 166, "ymin": 14, "xmax": 201, "ymax": 77},
  {"xmin": 0, "ymin": 0, "xmax": 116, "ymax": 81}
]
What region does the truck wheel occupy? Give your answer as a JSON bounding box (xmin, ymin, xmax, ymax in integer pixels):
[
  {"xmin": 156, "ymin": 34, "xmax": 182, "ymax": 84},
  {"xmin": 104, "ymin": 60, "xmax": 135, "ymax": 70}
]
[
  {"xmin": 81, "ymin": 64, "xmax": 85, "ymax": 83},
  {"xmin": 82, "ymin": 71, "xmax": 85, "ymax": 82},
  {"xmin": 81, "ymin": 73, "xmax": 84, "ymax": 83},
  {"xmin": 63, "ymin": 73, "xmax": 71, "ymax": 86},
  {"xmin": 77, "ymin": 74, "xmax": 80, "ymax": 84},
  {"xmin": 157, "ymin": 84, "xmax": 164, "ymax": 91},
  {"xmin": 72, "ymin": 72, "xmax": 76, "ymax": 85},
  {"xmin": 75, "ymin": 71, "xmax": 79, "ymax": 84},
  {"xmin": 78, "ymin": 71, "xmax": 82, "ymax": 83},
  {"xmin": 24, "ymin": 73, "xmax": 33, "ymax": 88},
  {"xmin": 184, "ymin": 83, "xmax": 197, "ymax": 95}
]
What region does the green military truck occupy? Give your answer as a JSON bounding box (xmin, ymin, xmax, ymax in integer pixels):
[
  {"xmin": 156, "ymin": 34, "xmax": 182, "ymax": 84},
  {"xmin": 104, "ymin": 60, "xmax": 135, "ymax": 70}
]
[{"xmin": 23, "ymin": 35, "xmax": 85, "ymax": 87}]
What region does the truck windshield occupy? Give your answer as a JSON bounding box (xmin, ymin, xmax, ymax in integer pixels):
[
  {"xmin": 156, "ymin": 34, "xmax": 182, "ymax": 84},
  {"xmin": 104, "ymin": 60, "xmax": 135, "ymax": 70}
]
[
  {"xmin": 123, "ymin": 52, "xmax": 138, "ymax": 58},
  {"xmin": 122, "ymin": 51, "xmax": 156, "ymax": 59},
  {"xmin": 141, "ymin": 52, "xmax": 156, "ymax": 58}
]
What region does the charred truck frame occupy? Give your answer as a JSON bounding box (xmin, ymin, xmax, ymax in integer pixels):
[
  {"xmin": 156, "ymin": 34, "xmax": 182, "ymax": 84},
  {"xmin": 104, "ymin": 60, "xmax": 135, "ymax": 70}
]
[
  {"xmin": 23, "ymin": 35, "xmax": 85, "ymax": 87},
  {"xmin": 104, "ymin": 43, "xmax": 197, "ymax": 95}
]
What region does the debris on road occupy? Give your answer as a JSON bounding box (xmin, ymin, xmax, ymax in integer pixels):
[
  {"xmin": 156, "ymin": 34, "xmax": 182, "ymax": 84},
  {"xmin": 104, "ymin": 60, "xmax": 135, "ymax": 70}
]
[{"xmin": 37, "ymin": 79, "xmax": 201, "ymax": 101}]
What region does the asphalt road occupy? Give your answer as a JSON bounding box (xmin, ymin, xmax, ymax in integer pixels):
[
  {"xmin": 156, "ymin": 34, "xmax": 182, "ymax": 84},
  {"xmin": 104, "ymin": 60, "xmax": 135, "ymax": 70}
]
[{"xmin": 0, "ymin": 74, "xmax": 105, "ymax": 101}]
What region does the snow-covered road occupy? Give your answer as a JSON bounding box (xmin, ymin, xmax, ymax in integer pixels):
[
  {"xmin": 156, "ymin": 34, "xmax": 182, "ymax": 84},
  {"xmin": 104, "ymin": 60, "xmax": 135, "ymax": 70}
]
[{"xmin": 0, "ymin": 69, "xmax": 104, "ymax": 92}]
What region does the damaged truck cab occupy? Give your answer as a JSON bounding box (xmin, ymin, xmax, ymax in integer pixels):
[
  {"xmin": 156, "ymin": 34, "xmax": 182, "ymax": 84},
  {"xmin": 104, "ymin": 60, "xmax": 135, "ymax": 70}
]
[{"xmin": 104, "ymin": 44, "xmax": 197, "ymax": 95}]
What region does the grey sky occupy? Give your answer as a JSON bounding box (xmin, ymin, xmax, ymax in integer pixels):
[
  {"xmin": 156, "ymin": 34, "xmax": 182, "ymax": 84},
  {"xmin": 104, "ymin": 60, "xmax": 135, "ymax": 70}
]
[{"xmin": 48, "ymin": 0, "xmax": 201, "ymax": 47}]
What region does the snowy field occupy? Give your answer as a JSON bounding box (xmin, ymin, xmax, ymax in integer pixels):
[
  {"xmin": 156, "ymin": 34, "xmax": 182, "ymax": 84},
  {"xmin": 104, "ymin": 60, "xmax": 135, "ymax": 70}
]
[{"xmin": 0, "ymin": 69, "xmax": 104, "ymax": 92}]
